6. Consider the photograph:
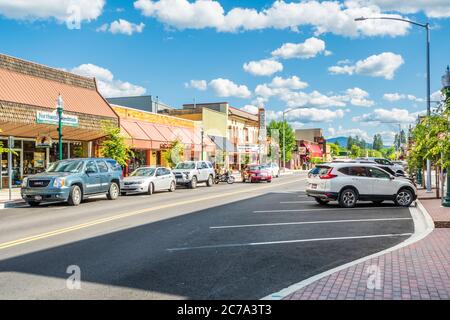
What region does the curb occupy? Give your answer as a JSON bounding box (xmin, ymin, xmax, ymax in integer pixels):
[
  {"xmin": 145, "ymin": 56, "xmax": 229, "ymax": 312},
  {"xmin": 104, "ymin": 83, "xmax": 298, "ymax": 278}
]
[
  {"xmin": 0, "ymin": 200, "xmax": 26, "ymax": 209},
  {"xmin": 261, "ymin": 199, "xmax": 435, "ymax": 300}
]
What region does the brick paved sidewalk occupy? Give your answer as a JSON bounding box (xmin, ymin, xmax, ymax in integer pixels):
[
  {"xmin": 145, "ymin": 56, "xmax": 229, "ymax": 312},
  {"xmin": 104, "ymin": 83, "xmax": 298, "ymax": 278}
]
[{"xmin": 282, "ymin": 196, "xmax": 450, "ymax": 300}]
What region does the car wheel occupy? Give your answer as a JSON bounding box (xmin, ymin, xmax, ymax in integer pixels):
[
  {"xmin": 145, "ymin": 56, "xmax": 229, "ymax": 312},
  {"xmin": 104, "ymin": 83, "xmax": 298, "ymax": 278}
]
[
  {"xmin": 169, "ymin": 181, "xmax": 176, "ymax": 192},
  {"xmin": 227, "ymin": 176, "xmax": 235, "ymax": 184},
  {"xmin": 68, "ymin": 185, "xmax": 82, "ymax": 206},
  {"xmin": 372, "ymin": 200, "xmax": 384, "ymax": 205},
  {"xmin": 107, "ymin": 182, "xmax": 120, "ymax": 200},
  {"xmin": 394, "ymin": 188, "xmax": 414, "ymax": 207},
  {"xmin": 27, "ymin": 201, "xmax": 40, "ymax": 207},
  {"xmin": 147, "ymin": 183, "xmax": 154, "ymax": 195},
  {"xmin": 189, "ymin": 176, "xmax": 197, "ymax": 189},
  {"xmin": 315, "ymin": 198, "xmax": 330, "ymax": 205},
  {"xmin": 206, "ymin": 175, "xmax": 213, "ymax": 187},
  {"xmin": 267, "ymin": 179, "xmax": 272, "ymax": 183},
  {"xmin": 339, "ymin": 188, "xmax": 358, "ymax": 208}
]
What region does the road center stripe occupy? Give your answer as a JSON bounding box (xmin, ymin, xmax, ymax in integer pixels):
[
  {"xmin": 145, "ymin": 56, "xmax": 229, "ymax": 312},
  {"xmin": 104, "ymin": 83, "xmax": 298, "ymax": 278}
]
[
  {"xmin": 210, "ymin": 217, "xmax": 412, "ymax": 229},
  {"xmin": 0, "ymin": 178, "xmax": 304, "ymax": 251},
  {"xmin": 167, "ymin": 233, "xmax": 413, "ymax": 251}
]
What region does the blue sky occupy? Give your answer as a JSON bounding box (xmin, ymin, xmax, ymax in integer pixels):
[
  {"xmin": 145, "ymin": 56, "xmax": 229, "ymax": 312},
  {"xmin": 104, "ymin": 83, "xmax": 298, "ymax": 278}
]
[{"xmin": 1, "ymin": 0, "xmax": 450, "ymax": 144}]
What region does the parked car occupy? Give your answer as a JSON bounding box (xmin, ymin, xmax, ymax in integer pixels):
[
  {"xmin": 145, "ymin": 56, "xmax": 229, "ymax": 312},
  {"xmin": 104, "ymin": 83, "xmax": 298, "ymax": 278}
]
[
  {"xmin": 21, "ymin": 158, "xmax": 123, "ymax": 207},
  {"xmin": 306, "ymin": 162, "xmax": 417, "ymax": 208},
  {"xmin": 242, "ymin": 165, "xmax": 272, "ymax": 183},
  {"xmin": 357, "ymin": 157, "xmax": 405, "ymax": 175},
  {"xmin": 121, "ymin": 167, "xmax": 176, "ymax": 195},
  {"xmin": 172, "ymin": 161, "xmax": 215, "ymax": 189},
  {"xmin": 264, "ymin": 162, "xmax": 280, "ymax": 178}
]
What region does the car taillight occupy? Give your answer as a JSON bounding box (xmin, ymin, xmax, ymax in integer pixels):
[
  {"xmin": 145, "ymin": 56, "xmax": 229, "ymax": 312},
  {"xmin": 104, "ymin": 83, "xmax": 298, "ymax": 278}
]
[{"xmin": 319, "ymin": 169, "xmax": 338, "ymax": 179}]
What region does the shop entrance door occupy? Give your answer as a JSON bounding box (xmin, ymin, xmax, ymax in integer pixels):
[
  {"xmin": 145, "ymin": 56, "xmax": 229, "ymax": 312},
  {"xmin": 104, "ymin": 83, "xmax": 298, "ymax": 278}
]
[{"xmin": 1, "ymin": 149, "xmax": 22, "ymax": 188}]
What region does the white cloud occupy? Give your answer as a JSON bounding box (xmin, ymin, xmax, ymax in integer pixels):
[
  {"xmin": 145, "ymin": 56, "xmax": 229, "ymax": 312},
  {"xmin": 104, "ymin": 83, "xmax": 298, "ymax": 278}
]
[
  {"xmin": 345, "ymin": 87, "xmax": 374, "ymax": 107},
  {"xmin": 134, "ymin": 0, "xmax": 411, "ymax": 37},
  {"xmin": 0, "ymin": 0, "xmax": 105, "ymax": 29},
  {"xmin": 97, "ymin": 19, "xmax": 145, "ymax": 35},
  {"xmin": 269, "ymin": 76, "xmax": 308, "ymax": 90},
  {"xmin": 209, "ymin": 78, "xmax": 252, "ymax": 99},
  {"xmin": 241, "ymin": 105, "xmax": 259, "ymax": 115},
  {"xmin": 328, "ymin": 126, "xmax": 370, "ymax": 140},
  {"xmin": 271, "ymin": 37, "xmax": 326, "ymax": 59},
  {"xmin": 267, "ymin": 108, "xmax": 346, "ymax": 123},
  {"xmin": 185, "ymin": 79, "xmax": 208, "ymax": 91},
  {"xmin": 329, "ymin": 52, "xmax": 404, "ymax": 80},
  {"xmin": 431, "ymin": 90, "xmax": 445, "ymax": 102},
  {"xmin": 363, "ymin": 0, "xmax": 450, "ymax": 18},
  {"xmin": 352, "ymin": 108, "xmax": 422, "ymax": 124},
  {"xmin": 243, "ymin": 59, "xmax": 283, "ymax": 76},
  {"xmin": 71, "ymin": 63, "xmax": 146, "ymax": 98},
  {"xmin": 383, "ymin": 93, "xmax": 424, "ymax": 102}
]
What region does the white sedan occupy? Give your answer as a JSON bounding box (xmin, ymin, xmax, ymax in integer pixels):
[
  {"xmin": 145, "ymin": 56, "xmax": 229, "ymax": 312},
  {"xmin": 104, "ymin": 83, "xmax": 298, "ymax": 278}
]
[{"xmin": 121, "ymin": 167, "xmax": 176, "ymax": 195}]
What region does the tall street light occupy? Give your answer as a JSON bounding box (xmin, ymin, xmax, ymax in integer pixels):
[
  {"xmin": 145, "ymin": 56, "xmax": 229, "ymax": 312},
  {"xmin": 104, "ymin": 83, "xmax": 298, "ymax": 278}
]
[
  {"xmin": 282, "ymin": 106, "xmax": 306, "ymax": 170},
  {"xmin": 355, "ymin": 16, "xmax": 432, "ymax": 192},
  {"xmin": 441, "ymin": 66, "xmax": 450, "ymax": 207},
  {"xmin": 56, "ymin": 94, "xmax": 64, "ymax": 161}
]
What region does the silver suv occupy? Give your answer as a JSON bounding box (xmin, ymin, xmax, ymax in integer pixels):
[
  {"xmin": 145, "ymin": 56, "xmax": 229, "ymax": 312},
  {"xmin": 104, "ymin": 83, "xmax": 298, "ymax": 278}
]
[{"xmin": 172, "ymin": 161, "xmax": 215, "ymax": 189}]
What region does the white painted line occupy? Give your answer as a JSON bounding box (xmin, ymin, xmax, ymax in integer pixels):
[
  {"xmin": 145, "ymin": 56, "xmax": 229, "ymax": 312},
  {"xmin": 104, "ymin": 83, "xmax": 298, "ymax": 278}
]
[
  {"xmin": 262, "ymin": 201, "xmax": 434, "ymax": 300},
  {"xmin": 167, "ymin": 233, "xmax": 412, "ymax": 252},
  {"xmin": 280, "ymin": 201, "xmax": 315, "ymax": 204},
  {"xmin": 254, "ymin": 206, "xmax": 402, "ymax": 213},
  {"xmin": 210, "ymin": 217, "xmax": 412, "ymax": 229}
]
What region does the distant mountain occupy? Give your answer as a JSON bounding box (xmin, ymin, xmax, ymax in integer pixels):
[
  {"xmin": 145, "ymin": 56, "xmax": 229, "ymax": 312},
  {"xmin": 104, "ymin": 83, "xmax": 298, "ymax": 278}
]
[{"xmin": 326, "ymin": 136, "xmax": 348, "ymax": 147}]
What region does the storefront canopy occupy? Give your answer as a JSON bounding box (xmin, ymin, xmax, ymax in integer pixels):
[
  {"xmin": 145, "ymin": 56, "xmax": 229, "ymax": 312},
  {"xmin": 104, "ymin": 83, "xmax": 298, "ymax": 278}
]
[{"xmin": 303, "ymin": 142, "xmax": 323, "ymax": 158}]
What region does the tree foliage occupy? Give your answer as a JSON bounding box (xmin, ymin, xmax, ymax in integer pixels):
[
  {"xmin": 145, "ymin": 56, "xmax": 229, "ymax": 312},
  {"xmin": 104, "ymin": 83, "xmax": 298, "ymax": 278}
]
[
  {"xmin": 100, "ymin": 121, "xmax": 134, "ymax": 166},
  {"xmin": 372, "ymin": 134, "xmax": 384, "ymax": 151},
  {"xmin": 267, "ymin": 120, "xmax": 296, "ymax": 162},
  {"xmin": 164, "ymin": 139, "xmax": 184, "ymax": 168}
]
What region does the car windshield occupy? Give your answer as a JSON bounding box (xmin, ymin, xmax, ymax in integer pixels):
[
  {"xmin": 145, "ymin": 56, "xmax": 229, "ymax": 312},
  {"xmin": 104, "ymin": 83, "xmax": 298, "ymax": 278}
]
[
  {"xmin": 175, "ymin": 162, "xmax": 196, "ymax": 169},
  {"xmin": 130, "ymin": 168, "xmax": 155, "ymax": 177},
  {"xmin": 46, "ymin": 160, "xmax": 84, "ymax": 173},
  {"xmin": 248, "ymin": 165, "xmax": 261, "ymax": 171}
]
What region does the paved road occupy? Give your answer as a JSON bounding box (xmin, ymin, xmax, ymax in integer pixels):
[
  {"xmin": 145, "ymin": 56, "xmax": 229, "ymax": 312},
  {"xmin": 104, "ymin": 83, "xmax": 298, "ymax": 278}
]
[{"xmin": 0, "ymin": 173, "xmax": 414, "ymax": 299}]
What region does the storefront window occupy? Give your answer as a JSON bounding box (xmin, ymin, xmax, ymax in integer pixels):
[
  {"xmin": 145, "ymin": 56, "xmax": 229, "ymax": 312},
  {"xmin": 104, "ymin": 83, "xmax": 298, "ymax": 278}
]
[
  {"xmin": 23, "ymin": 140, "xmax": 46, "ymax": 175},
  {"xmin": 49, "ymin": 142, "xmax": 69, "ymax": 163},
  {"xmin": 70, "ymin": 142, "xmax": 88, "ymax": 158},
  {"xmin": 128, "ymin": 149, "xmax": 148, "ymax": 174}
]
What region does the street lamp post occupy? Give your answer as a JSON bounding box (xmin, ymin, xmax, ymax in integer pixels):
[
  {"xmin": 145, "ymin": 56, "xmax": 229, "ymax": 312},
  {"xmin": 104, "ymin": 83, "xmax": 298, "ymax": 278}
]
[
  {"xmin": 355, "ymin": 16, "xmax": 432, "ymax": 192},
  {"xmin": 441, "ymin": 66, "xmax": 450, "ymax": 207},
  {"xmin": 56, "ymin": 94, "xmax": 64, "ymax": 161}
]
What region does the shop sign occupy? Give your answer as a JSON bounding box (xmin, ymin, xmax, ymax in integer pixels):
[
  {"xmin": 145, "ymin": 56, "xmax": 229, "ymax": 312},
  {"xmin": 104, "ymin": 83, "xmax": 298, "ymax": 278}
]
[
  {"xmin": 298, "ymin": 147, "xmax": 307, "ymax": 155},
  {"xmin": 35, "ymin": 135, "xmax": 53, "ymax": 148},
  {"xmin": 237, "ymin": 144, "xmax": 259, "ymax": 153},
  {"xmin": 36, "ymin": 111, "xmax": 79, "ymax": 127}
]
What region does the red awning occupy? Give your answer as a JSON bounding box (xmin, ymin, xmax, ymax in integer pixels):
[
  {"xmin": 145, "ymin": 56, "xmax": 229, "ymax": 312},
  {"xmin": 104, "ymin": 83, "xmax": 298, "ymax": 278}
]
[{"xmin": 303, "ymin": 142, "xmax": 323, "ymax": 158}]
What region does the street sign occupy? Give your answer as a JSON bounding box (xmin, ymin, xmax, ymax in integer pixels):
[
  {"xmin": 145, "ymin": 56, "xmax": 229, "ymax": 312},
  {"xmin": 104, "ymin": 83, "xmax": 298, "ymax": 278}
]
[{"xmin": 36, "ymin": 110, "xmax": 79, "ymax": 127}]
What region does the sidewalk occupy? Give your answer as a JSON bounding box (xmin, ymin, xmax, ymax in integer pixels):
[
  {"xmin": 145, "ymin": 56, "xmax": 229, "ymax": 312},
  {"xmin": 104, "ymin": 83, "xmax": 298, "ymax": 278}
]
[
  {"xmin": 277, "ymin": 189, "xmax": 450, "ymax": 300},
  {"xmin": 0, "ymin": 187, "xmax": 24, "ymax": 209}
]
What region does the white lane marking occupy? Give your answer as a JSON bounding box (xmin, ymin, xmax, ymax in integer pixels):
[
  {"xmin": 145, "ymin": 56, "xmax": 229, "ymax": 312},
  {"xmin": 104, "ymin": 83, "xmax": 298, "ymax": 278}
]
[
  {"xmin": 254, "ymin": 206, "xmax": 402, "ymax": 213},
  {"xmin": 210, "ymin": 217, "xmax": 412, "ymax": 229},
  {"xmin": 280, "ymin": 201, "xmax": 315, "ymax": 204},
  {"xmin": 167, "ymin": 233, "xmax": 413, "ymax": 252}
]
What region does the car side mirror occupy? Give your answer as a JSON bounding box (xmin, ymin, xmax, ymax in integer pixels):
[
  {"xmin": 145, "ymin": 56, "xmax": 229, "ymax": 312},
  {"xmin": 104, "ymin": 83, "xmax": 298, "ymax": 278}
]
[{"xmin": 390, "ymin": 175, "xmax": 395, "ymax": 180}]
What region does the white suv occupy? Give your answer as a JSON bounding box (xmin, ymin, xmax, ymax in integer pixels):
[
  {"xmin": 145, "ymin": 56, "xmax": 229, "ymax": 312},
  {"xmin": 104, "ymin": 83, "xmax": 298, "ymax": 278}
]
[
  {"xmin": 306, "ymin": 163, "xmax": 417, "ymax": 208},
  {"xmin": 358, "ymin": 157, "xmax": 405, "ymax": 175},
  {"xmin": 172, "ymin": 161, "xmax": 215, "ymax": 189}
]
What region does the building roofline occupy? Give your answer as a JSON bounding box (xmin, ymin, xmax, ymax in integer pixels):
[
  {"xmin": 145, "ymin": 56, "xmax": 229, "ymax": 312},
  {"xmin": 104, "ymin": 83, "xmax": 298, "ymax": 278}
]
[{"xmin": 111, "ymin": 104, "xmax": 198, "ymax": 125}]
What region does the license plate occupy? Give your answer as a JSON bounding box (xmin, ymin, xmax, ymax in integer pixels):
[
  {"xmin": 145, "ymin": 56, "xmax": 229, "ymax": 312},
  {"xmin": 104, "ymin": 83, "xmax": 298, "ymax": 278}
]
[
  {"xmin": 310, "ymin": 184, "xmax": 317, "ymax": 189},
  {"xmin": 34, "ymin": 195, "xmax": 43, "ymax": 201}
]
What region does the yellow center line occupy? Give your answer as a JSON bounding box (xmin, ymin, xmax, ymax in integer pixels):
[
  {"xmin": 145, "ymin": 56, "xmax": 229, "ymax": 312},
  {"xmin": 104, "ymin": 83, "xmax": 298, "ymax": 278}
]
[{"xmin": 0, "ymin": 178, "xmax": 304, "ymax": 251}]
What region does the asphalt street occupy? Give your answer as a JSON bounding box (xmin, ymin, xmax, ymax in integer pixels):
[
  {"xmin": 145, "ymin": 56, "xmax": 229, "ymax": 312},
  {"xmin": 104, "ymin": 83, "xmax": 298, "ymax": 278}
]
[{"xmin": 0, "ymin": 173, "xmax": 414, "ymax": 299}]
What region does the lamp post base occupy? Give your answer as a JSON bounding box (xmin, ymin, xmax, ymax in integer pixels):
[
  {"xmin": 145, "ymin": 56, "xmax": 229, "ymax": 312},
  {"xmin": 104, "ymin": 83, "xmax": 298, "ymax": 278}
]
[{"xmin": 443, "ymin": 175, "xmax": 450, "ymax": 207}]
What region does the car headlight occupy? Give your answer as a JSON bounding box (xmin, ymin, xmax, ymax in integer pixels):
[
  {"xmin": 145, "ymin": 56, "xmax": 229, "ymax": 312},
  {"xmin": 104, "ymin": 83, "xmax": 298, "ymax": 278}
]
[
  {"xmin": 21, "ymin": 177, "xmax": 28, "ymax": 188},
  {"xmin": 53, "ymin": 177, "xmax": 66, "ymax": 188}
]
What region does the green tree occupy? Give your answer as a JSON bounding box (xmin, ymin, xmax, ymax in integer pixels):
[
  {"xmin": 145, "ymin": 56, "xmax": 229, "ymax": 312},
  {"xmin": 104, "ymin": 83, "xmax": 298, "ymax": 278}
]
[
  {"xmin": 164, "ymin": 139, "xmax": 184, "ymax": 168},
  {"xmin": 372, "ymin": 134, "xmax": 383, "ymax": 151},
  {"xmin": 267, "ymin": 120, "xmax": 296, "ymax": 162},
  {"xmin": 350, "ymin": 144, "xmax": 362, "ymax": 158},
  {"xmin": 328, "ymin": 143, "xmax": 341, "ymax": 157},
  {"xmin": 347, "ymin": 136, "xmax": 354, "ymax": 150},
  {"xmin": 100, "ymin": 121, "xmax": 134, "ymax": 166}
]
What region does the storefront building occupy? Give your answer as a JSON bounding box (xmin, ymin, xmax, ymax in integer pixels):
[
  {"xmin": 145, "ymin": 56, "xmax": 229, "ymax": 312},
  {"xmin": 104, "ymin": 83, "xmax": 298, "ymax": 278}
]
[
  {"xmin": 164, "ymin": 102, "xmax": 262, "ymax": 170},
  {"xmin": 0, "ymin": 54, "xmax": 119, "ymax": 186},
  {"xmin": 112, "ymin": 105, "xmax": 215, "ymax": 174}
]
